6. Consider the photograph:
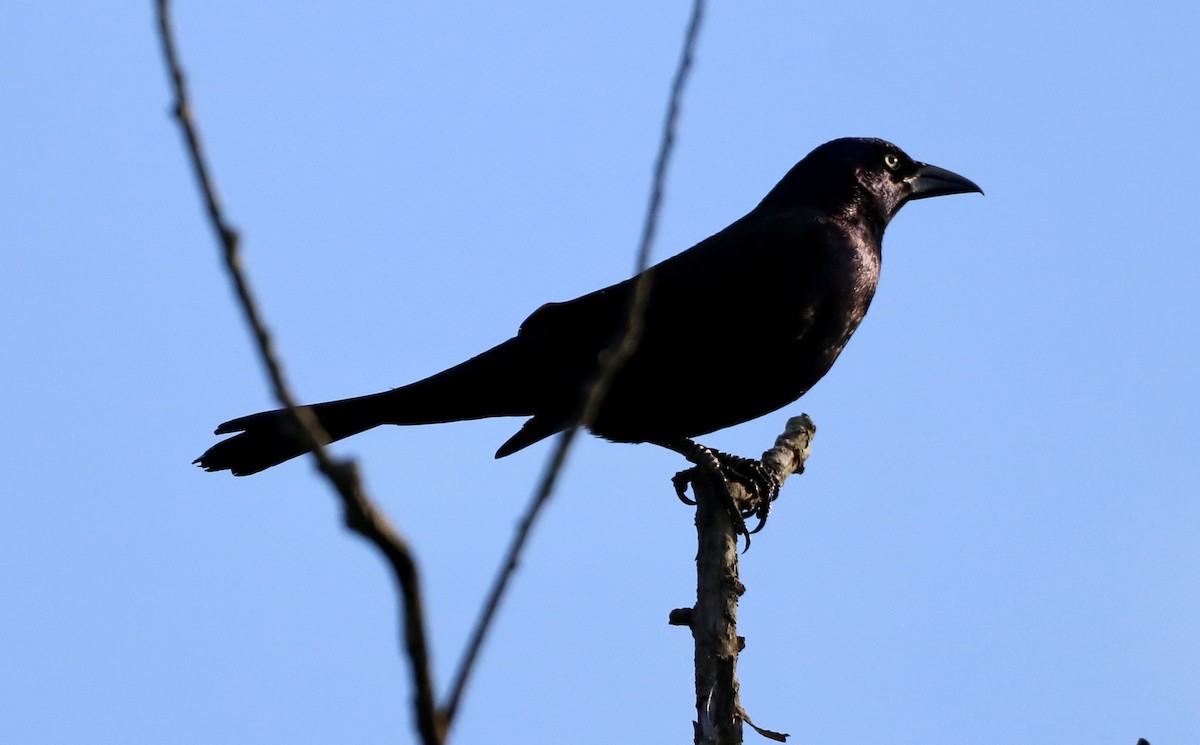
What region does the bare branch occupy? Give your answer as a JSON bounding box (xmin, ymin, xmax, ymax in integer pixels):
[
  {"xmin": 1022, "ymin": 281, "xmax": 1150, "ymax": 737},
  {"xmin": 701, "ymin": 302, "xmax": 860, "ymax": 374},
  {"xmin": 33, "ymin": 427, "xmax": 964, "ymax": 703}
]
[
  {"xmin": 441, "ymin": 0, "xmax": 707, "ymax": 729},
  {"xmin": 686, "ymin": 415, "xmax": 815, "ymax": 744},
  {"xmin": 154, "ymin": 4, "xmax": 442, "ymax": 743}
]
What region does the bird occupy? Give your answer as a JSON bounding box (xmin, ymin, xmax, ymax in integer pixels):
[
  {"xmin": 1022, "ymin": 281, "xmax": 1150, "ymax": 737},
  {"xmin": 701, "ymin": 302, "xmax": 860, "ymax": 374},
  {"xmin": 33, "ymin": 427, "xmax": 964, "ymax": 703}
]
[{"xmin": 196, "ymin": 137, "xmax": 980, "ymax": 494}]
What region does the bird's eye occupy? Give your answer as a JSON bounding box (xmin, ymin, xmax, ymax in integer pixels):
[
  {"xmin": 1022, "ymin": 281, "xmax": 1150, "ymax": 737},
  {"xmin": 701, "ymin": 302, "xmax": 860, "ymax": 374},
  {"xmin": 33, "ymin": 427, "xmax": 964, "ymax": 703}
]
[{"xmin": 883, "ymin": 153, "xmax": 901, "ymax": 171}]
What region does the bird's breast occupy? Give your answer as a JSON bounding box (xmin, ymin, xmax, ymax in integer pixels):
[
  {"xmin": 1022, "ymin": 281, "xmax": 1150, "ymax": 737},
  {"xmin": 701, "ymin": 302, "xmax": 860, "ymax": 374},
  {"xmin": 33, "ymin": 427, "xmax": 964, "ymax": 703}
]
[
  {"xmin": 841, "ymin": 230, "xmax": 881, "ymax": 336},
  {"xmin": 779, "ymin": 224, "xmax": 881, "ymax": 388}
]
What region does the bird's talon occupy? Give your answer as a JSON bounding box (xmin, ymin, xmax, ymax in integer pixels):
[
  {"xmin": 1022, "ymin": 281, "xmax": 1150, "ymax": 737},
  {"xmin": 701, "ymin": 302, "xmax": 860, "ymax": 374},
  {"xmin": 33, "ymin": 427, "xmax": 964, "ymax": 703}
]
[
  {"xmin": 665, "ymin": 439, "xmax": 784, "ymax": 548},
  {"xmin": 673, "ymin": 469, "xmax": 698, "ymax": 505},
  {"xmin": 747, "ymin": 511, "xmax": 769, "ymax": 535},
  {"xmin": 708, "ymin": 452, "xmax": 780, "ymax": 530}
]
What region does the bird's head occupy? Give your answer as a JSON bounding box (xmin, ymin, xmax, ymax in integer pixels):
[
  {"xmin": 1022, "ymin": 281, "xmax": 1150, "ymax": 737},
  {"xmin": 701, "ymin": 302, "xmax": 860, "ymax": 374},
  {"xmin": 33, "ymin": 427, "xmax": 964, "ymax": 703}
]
[{"xmin": 761, "ymin": 137, "xmax": 982, "ymax": 230}]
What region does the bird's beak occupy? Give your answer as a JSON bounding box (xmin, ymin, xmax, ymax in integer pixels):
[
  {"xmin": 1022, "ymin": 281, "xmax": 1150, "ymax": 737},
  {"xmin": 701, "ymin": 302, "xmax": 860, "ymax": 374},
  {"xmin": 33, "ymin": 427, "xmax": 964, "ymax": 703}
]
[{"xmin": 908, "ymin": 163, "xmax": 983, "ymax": 200}]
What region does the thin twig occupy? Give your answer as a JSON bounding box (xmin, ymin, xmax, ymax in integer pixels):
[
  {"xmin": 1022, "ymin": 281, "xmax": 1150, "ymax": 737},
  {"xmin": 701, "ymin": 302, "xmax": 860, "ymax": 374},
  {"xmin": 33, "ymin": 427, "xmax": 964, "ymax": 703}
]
[
  {"xmin": 440, "ymin": 0, "xmax": 707, "ymax": 728},
  {"xmin": 154, "ymin": 4, "xmax": 442, "ymax": 743}
]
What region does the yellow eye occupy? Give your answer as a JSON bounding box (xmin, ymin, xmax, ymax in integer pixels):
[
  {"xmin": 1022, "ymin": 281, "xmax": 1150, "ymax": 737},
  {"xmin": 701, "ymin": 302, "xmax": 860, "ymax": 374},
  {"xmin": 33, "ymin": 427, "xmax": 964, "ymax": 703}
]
[{"xmin": 883, "ymin": 153, "xmax": 901, "ymax": 171}]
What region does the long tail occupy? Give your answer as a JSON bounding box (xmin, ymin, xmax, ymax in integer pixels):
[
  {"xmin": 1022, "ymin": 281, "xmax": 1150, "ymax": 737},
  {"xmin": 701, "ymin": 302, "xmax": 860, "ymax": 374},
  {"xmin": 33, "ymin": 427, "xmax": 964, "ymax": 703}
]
[
  {"xmin": 193, "ymin": 393, "xmax": 395, "ymax": 476},
  {"xmin": 195, "ymin": 338, "xmax": 539, "ymax": 476}
]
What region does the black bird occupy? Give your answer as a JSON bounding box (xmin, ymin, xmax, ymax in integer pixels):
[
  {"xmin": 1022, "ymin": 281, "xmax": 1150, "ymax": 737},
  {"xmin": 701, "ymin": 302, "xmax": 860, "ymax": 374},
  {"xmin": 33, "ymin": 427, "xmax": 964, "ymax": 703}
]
[{"xmin": 196, "ymin": 138, "xmax": 980, "ymax": 484}]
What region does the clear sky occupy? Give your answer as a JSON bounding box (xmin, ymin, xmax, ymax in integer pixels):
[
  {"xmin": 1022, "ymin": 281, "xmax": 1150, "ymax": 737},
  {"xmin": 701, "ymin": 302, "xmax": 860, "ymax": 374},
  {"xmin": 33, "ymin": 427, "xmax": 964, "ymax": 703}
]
[{"xmin": 2, "ymin": 2, "xmax": 1197, "ymax": 744}]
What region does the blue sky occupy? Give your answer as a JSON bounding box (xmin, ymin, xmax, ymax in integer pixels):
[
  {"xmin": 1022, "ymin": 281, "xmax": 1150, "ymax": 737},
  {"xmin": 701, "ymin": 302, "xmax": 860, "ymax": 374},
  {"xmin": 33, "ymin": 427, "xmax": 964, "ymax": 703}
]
[{"xmin": 2, "ymin": 2, "xmax": 1197, "ymax": 743}]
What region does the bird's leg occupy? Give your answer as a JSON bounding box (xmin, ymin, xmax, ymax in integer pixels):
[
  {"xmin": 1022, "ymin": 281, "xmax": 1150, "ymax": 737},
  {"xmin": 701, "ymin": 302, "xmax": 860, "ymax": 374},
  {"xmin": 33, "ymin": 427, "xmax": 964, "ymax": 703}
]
[{"xmin": 661, "ymin": 438, "xmax": 782, "ymax": 542}]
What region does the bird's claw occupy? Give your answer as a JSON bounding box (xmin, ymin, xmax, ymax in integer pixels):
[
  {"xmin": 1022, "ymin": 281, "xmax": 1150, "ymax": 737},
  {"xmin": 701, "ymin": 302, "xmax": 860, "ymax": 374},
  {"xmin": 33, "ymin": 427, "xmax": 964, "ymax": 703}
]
[
  {"xmin": 715, "ymin": 453, "xmax": 781, "ymax": 535},
  {"xmin": 670, "ymin": 444, "xmax": 781, "ymax": 549},
  {"xmin": 672, "ymin": 469, "xmax": 698, "ymax": 505}
]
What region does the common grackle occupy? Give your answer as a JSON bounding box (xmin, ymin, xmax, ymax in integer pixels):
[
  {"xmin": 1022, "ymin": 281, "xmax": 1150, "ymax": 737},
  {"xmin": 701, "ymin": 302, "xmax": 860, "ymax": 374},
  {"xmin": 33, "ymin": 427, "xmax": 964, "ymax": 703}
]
[{"xmin": 196, "ymin": 138, "xmax": 980, "ymax": 485}]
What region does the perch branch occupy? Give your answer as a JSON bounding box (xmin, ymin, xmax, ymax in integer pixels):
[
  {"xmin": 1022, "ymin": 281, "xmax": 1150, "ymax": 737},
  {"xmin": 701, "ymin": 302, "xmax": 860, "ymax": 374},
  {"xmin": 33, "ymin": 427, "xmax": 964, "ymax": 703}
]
[{"xmin": 682, "ymin": 415, "xmax": 815, "ymax": 744}]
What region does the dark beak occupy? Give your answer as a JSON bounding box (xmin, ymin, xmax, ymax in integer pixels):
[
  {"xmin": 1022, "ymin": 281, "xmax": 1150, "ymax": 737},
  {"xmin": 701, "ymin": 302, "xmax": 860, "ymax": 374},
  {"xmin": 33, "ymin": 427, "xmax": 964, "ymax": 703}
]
[{"xmin": 909, "ymin": 163, "xmax": 983, "ymax": 200}]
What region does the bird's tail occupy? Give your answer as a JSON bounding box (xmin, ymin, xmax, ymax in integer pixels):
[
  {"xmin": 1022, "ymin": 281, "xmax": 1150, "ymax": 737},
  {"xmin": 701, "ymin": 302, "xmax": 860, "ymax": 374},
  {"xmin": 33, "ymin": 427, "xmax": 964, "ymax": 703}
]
[
  {"xmin": 193, "ymin": 392, "xmax": 396, "ymax": 476},
  {"xmin": 195, "ymin": 338, "xmax": 540, "ymax": 476}
]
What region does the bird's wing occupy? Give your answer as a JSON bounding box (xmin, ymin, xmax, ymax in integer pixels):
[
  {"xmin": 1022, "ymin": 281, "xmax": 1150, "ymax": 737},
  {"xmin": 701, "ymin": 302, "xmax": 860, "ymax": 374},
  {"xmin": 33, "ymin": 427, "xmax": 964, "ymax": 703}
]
[
  {"xmin": 517, "ymin": 206, "xmax": 837, "ymax": 346},
  {"xmin": 493, "ymin": 207, "xmax": 846, "ymax": 455}
]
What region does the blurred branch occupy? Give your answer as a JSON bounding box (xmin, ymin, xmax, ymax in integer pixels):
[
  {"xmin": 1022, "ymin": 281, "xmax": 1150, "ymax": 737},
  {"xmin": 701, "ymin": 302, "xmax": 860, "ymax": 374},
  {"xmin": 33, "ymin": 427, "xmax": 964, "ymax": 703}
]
[
  {"xmin": 154, "ymin": 3, "xmax": 442, "ymax": 743},
  {"xmin": 673, "ymin": 415, "xmax": 815, "ymax": 744},
  {"xmin": 441, "ymin": 0, "xmax": 707, "ymax": 730}
]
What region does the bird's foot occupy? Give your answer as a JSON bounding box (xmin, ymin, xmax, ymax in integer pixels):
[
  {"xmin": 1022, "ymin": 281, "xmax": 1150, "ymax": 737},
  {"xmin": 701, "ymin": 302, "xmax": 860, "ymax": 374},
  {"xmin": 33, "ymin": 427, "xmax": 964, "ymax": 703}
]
[
  {"xmin": 715, "ymin": 451, "xmax": 782, "ymax": 534},
  {"xmin": 668, "ymin": 440, "xmax": 782, "ymax": 547}
]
